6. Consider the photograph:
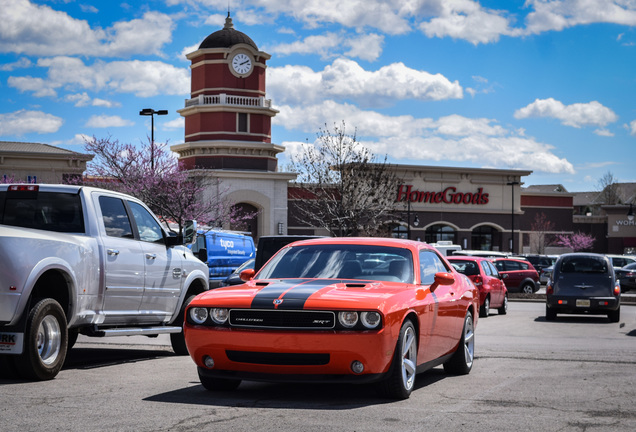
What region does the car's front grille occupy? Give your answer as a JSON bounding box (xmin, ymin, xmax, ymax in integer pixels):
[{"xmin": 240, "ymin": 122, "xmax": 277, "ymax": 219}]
[
  {"xmin": 226, "ymin": 350, "xmax": 330, "ymax": 365},
  {"xmin": 228, "ymin": 309, "xmax": 335, "ymax": 329}
]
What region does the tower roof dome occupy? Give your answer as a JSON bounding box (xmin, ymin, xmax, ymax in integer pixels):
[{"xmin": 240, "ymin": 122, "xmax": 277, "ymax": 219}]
[{"xmin": 198, "ymin": 13, "xmax": 258, "ymax": 50}]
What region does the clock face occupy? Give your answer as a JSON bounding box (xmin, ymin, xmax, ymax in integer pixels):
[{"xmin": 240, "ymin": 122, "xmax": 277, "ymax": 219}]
[{"xmin": 231, "ymin": 53, "xmax": 253, "ymax": 75}]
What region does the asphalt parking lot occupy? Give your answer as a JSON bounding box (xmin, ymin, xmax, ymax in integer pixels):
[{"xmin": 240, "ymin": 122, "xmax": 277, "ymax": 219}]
[{"xmin": 1, "ymin": 300, "xmax": 635, "ymax": 432}]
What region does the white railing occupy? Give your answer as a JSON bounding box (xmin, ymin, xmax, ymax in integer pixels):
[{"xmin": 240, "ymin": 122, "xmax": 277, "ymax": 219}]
[{"xmin": 185, "ymin": 93, "xmax": 272, "ymax": 108}]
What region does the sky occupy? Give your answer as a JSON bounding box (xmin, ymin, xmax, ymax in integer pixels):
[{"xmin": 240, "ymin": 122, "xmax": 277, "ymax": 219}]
[{"xmin": 1, "ymin": 0, "xmax": 635, "ymax": 192}]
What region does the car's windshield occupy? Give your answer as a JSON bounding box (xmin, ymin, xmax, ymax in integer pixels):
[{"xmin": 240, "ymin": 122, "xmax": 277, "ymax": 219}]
[
  {"xmin": 258, "ymin": 244, "xmax": 414, "ymax": 283},
  {"xmin": 560, "ymin": 256, "xmax": 608, "ymax": 274}
]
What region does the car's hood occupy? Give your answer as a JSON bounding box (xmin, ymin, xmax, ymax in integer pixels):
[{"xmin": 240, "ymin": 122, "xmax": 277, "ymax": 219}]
[{"xmin": 191, "ymin": 278, "xmax": 412, "ymax": 310}]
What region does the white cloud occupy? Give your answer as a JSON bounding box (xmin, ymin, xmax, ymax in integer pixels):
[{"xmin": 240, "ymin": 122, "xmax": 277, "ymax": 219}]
[
  {"xmin": 267, "ymin": 59, "xmax": 462, "ymax": 107},
  {"xmin": 0, "ymin": 57, "xmax": 32, "ymax": 71},
  {"xmin": 594, "ymin": 128, "xmax": 614, "ymax": 137},
  {"xmin": 524, "ymin": 0, "xmax": 636, "ymax": 35},
  {"xmin": 79, "ymin": 4, "xmax": 99, "ymax": 14},
  {"xmin": 629, "ymin": 120, "xmax": 636, "ymax": 136},
  {"xmin": 419, "ymin": 1, "xmax": 519, "ymax": 44},
  {"xmin": 514, "ymin": 98, "xmax": 618, "ymax": 128},
  {"xmin": 274, "ymin": 100, "xmax": 574, "ymax": 174},
  {"xmin": 268, "ymin": 32, "xmax": 385, "ymax": 61},
  {"xmin": 0, "ymin": 109, "xmax": 63, "ymax": 136},
  {"xmin": 9, "ymin": 57, "xmax": 190, "ymax": 98},
  {"xmin": 163, "ymin": 117, "xmax": 185, "ymax": 130},
  {"xmin": 85, "ymin": 115, "xmax": 134, "ymax": 128},
  {"xmin": 0, "ymin": 0, "xmax": 173, "ymax": 57}
]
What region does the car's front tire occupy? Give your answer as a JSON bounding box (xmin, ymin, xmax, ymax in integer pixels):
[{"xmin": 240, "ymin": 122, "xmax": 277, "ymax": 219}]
[
  {"xmin": 443, "ymin": 310, "xmax": 474, "ymax": 375},
  {"xmin": 377, "ymin": 319, "xmax": 417, "ymax": 399},
  {"xmin": 198, "ymin": 369, "xmax": 241, "ymax": 391},
  {"xmin": 15, "ymin": 298, "xmax": 68, "ymax": 381}
]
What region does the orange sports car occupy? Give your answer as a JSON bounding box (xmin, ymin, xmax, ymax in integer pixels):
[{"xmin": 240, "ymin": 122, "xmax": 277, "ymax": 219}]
[{"xmin": 184, "ymin": 237, "xmax": 479, "ymax": 399}]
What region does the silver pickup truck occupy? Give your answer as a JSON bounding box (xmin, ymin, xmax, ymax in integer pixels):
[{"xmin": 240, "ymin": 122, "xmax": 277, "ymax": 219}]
[{"xmin": 0, "ymin": 184, "xmax": 209, "ymax": 380}]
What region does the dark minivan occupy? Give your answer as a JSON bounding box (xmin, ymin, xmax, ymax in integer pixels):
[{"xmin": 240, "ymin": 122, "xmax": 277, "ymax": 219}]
[{"xmin": 545, "ymin": 253, "xmax": 621, "ymax": 322}]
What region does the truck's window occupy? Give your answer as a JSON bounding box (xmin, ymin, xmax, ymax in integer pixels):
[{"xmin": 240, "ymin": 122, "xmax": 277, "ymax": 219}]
[
  {"xmin": 99, "ymin": 196, "xmax": 133, "ymax": 238},
  {"xmin": 128, "ymin": 201, "xmax": 163, "ymax": 243},
  {"xmin": 0, "ymin": 190, "xmax": 84, "ymax": 233}
]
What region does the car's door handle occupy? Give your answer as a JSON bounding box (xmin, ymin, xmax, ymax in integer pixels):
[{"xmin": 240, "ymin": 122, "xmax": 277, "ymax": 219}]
[
  {"xmin": 146, "ymin": 253, "xmax": 157, "ymax": 260},
  {"xmin": 107, "ymin": 249, "xmax": 119, "ymax": 256}
]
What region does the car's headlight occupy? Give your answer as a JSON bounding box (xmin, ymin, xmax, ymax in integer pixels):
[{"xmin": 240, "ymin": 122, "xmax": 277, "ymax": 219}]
[
  {"xmin": 360, "ymin": 311, "xmax": 382, "ymax": 329},
  {"xmin": 338, "ymin": 311, "xmax": 359, "ymax": 328},
  {"xmin": 189, "ymin": 307, "xmax": 208, "ymax": 324},
  {"xmin": 210, "ymin": 308, "xmax": 229, "ymax": 324}
]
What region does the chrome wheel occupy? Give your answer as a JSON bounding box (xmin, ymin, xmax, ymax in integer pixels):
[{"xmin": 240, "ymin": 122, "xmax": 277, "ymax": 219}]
[
  {"xmin": 400, "ymin": 325, "xmax": 417, "ymax": 392},
  {"xmin": 462, "ymin": 313, "xmax": 475, "ymax": 369},
  {"xmin": 522, "ymin": 283, "xmax": 534, "ymax": 294},
  {"xmin": 37, "ymin": 315, "xmax": 62, "ymax": 365}
]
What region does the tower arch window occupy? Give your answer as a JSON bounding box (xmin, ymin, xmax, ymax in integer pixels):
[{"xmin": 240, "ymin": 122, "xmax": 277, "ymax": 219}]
[{"xmin": 424, "ymin": 224, "xmax": 456, "ymax": 244}]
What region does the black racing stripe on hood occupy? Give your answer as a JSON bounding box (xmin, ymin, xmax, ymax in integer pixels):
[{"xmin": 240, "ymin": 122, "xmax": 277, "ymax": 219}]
[{"xmin": 250, "ymin": 279, "xmax": 348, "ymax": 309}]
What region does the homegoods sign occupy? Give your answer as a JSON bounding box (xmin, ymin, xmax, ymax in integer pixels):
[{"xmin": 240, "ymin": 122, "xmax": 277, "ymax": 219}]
[{"xmin": 397, "ymin": 184, "xmax": 489, "ymax": 205}]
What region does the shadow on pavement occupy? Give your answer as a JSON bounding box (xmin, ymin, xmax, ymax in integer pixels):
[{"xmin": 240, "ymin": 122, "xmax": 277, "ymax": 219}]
[{"xmin": 144, "ymin": 368, "xmax": 449, "ymax": 408}]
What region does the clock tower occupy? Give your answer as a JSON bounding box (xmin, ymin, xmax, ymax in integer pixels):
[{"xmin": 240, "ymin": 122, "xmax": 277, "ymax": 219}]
[{"xmin": 172, "ymin": 14, "xmax": 295, "ymax": 237}]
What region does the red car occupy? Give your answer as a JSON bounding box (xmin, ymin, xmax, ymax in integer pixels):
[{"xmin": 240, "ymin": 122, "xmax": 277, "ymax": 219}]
[
  {"xmin": 447, "ymin": 256, "xmax": 508, "ymax": 317},
  {"xmin": 490, "ymin": 258, "xmax": 540, "ymax": 293},
  {"xmin": 184, "ymin": 237, "xmax": 479, "ymax": 399}
]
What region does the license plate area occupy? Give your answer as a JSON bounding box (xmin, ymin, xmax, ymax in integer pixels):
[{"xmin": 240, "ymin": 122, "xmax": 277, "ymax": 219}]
[
  {"xmin": 0, "ymin": 332, "xmax": 24, "ymax": 354},
  {"xmin": 576, "ymin": 299, "xmax": 591, "ymax": 307}
]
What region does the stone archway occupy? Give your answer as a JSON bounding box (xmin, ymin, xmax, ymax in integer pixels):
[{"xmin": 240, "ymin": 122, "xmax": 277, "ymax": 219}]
[{"xmin": 231, "ymin": 202, "xmax": 259, "ymax": 239}]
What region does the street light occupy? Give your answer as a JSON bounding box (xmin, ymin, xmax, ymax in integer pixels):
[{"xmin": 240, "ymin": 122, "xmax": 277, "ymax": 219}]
[
  {"xmin": 139, "ymin": 108, "xmax": 168, "ymax": 171},
  {"xmin": 507, "ymin": 181, "xmax": 519, "ymax": 253},
  {"xmin": 404, "ymin": 198, "xmax": 420, "ymax": 240},
  {"xmin": 628, "ymin": 203, "xmax": 634, "ymax": 222}
]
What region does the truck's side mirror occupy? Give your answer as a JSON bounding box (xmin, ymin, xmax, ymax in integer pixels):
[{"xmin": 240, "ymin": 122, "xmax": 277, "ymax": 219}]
[
  {"xmin": 197, "ymin": 248, "xmax": 208, "ymax": 262},
  {"xmin": 183, "ymin": 220, "xmax": 198, "ymax": 245}
]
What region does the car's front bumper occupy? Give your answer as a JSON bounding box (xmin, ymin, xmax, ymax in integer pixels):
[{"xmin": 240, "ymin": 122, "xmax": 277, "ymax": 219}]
[{"xmin": 184, "ymin": 325, "xmax": 396, "ymax": 381}]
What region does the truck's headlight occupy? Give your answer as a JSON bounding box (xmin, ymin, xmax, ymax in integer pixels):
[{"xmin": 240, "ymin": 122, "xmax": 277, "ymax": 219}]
[
  {"xmin": 189, "ymin": 307, "xmax": 208, "ymax": 324},
  {"xmin": 360, "ymin": 311, "xmax": 381, "ymax": 329},
  {"xmin": 210, "ymin": 308, "xmax": 229, "ymax": 324}
]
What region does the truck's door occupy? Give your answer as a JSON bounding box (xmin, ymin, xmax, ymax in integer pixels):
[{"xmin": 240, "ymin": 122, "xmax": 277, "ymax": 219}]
[
  {"xmin": 127, "ymin": 201, "xmax": 182, "ymax": 321},
  {"xmin": 97, "ymin": 195, "xmax": 145, "ymax": 322}
]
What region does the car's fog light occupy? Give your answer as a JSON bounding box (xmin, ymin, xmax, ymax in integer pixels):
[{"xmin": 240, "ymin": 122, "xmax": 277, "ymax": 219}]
[
  {"xmin": 351, "ymin": 361, "xmax": 364, "ymax": 374},
  {"xmin": 203, "ymin": 355, "xmax": 215, "ymax": 369}
]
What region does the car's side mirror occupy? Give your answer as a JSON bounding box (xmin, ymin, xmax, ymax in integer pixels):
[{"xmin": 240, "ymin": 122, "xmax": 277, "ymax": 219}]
[
  {"xmin": 429, "ymin": 272, "xmax": 455, "ymax": 292},
  {"xmin": 240, "ymin": 268, "xmax": 256, "ymax": 282}
]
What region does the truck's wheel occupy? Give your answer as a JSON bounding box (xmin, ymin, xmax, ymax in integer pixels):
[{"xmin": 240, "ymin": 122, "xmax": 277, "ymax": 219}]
[
  {"xmin": 15, "ymin": 299, "xmax": 68, "ymax": 381},
  {"xmin": 170, "ymin": 295, "xmax": 196, "ymax": 355}
]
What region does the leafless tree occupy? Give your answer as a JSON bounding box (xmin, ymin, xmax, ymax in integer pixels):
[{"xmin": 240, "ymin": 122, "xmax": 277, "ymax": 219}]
[
  {"xmin": 530, "ymin": 212, "xmax": 555, "ymax": 254},
  {"xmin": 596, "ymin": 171, "xmax": 621, "ymax": 205},
  {"xmin": 288, "ymin": 122, "xmax": 401, "ymax": 237}
]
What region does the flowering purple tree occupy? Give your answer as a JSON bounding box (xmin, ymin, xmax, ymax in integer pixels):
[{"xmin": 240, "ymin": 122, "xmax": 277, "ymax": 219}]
[
  {"xmin": 75, "ymin": 136, "xmax": 252, "ymax": 234},
  {"xmin": 554, "ymin": 231, "xmax": 595, "ymax": 252}
]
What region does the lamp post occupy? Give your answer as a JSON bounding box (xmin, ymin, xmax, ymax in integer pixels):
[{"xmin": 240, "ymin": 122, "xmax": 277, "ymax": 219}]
[
  {"xmin": 507, "ymin": 181, "xmax": 519, "ymax": 253},
  {"xmin": 628, "ymin": 203, "xmax": 634, "ymax": 222},
  {"xmin": 139, "ymin": 108, "xmax": 168, "ymax": 172},
  {"xmin": 404, "ymin": 198, "xmax": 420, "ymax": 240}
]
